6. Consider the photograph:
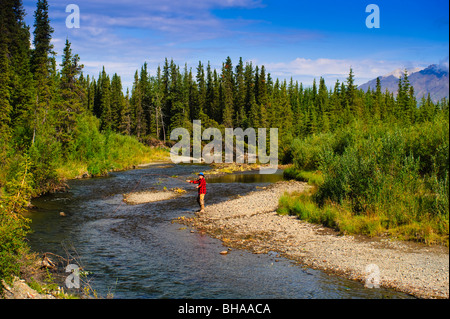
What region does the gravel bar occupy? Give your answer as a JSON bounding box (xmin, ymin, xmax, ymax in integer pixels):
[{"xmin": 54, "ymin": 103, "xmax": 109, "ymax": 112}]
[{"xmin": 177, "ymin": 180, "xmax": 449, "ymax": 299}]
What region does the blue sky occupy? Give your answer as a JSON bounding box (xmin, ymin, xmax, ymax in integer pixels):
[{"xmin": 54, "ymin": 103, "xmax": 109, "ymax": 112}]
[{"xmin": 22, "ymin": 0, "xmax": 449, "ymax": 90}]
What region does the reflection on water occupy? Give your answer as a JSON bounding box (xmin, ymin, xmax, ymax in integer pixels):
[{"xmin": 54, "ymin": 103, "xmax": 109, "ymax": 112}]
[
  {"xmin": 206, "ymin": 170, "xmax": 285, "ymax": 184},
  {"xmin": 28, "ymin": 165, "xmax": 413, "ymax": 299}
]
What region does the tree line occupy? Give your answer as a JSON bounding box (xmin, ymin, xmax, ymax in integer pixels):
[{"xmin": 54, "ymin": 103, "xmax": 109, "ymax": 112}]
[{"xmin": 85, "ymin": 56, "xmax": 449, "ymax": 148}]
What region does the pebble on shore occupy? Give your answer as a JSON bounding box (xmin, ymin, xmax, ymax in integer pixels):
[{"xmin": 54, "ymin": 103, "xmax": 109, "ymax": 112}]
[{"xmin": 175, "ymin": 180, "xmax": 449, "ymax": 299}]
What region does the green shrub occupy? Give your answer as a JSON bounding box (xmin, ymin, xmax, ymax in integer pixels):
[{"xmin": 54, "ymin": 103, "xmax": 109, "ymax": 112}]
[
  {"xmin": 62, "ymin": 114, "xmax": 169, "ymax": 176},
  {"xmin": 277, "ymin": 191, "xmax": 338, "ymax": 229},
  {"xmin": 280, "ymin": 118, "xmax": 449, "ymax": 245},
  {"xmin": 290, "ymin": 133, "xmax": 334, "ymax": 171},
  {"xmin": 0, "ymin": 157, "xmax": 32, "ymax": 286},
  {"xmin": 28, "ymin": 134, "xmax": 61, "ymax": 194},
  {"xmin": 0, "ymin": 215, "xmax": 30, "ymax": 284}
]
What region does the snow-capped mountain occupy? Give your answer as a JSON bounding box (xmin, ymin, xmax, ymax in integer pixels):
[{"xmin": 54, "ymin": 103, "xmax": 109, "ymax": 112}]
[{"xmin": 358, "ymin": 64, "xmax": 449, "ymax": 103}]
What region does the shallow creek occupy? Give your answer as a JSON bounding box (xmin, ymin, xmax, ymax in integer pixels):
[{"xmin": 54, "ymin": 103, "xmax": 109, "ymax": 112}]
[{"xmin": 28, "ymin": 164, "xmax": 412, "ymax": 299}]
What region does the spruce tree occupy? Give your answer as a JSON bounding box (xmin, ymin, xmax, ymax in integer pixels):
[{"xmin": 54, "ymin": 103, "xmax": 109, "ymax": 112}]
[
  {"xmin": 205, "ymin": 62, "xmax": 215, "ymax": 121},
  {"xmin": 188, "ymin": 67, "xmax": 199, "ymax": 123},
  {"xmin": 311, "ymin": 78, "xmax": 317, "ymax": 105},
  {"xmin": 119, "ymin": 88, "xmax": 132, "ymax": 135},
  {"xmin": 195, "ymin": 61, "xmax": 207, "ymax": 121},
  {"xmin": 168, "ymin": 61, "xmax": 188, "ymax": 132},
  {"xmin": 2, "ymin": 0, "xmax": 34, "ymax": 128},
  {"xmin": 57, "ymin": 39, "xmax": 84, "ymax": 148},
  {"xmin": 153, "ymin": 65, "xmax": 164, "ymax": 139},
  {"xmin": 216, "ymin": 69, "xmax": 225, "ymax": 124},
  {"xmin": 99, "ymin": 67, "xmax": 112, "ymax": 131},
  {"xmin": 288, "ymin": 78, "xmax": 299, "ymax": 120},
  {"xmin": 404, "ymin": 71, "xmax": 417, "ymax": 123},
  {"xmin": 161, "ymin": 58, "xmax": 171, "ymax": 138},
  {"xmin": 131, "ymin": 70, "xmax": 144, "ymax": 138},
  {"xmin": 317, "ymin": 77, "xmax": 329, "ymax": 131},
  {"xmin": 279, "ymin": 80, "xmax": 293, "ymax": 136},
  {"xmin": 31, "ymin": 0, "xmax": 54, "ymax": 77},
  {"xmin": 344, "ymin": 67, "xmax": 359, "ymax": 119},
  {"xmin": 221, "ymin": 56, "xmax": 234, "ymax": 127},
  {"xmin": 139, "ymin": 63, "xmax": 152, "ymax": 136},
  {"xmin": 373, "ymin": 77, "xmax": 383, "ymax": 121},
  {"xmin": 395, "ymin": 70, "xmax": 414, "ymax": 123},
  {"xmin": 243, "ymin": 61, "xmax": 254, "ymax": 118},
  {"xmin": 110, "ymin": 73, "xmax": 125, "ymax": 131},
  {"xmin": 248, "ymin": 93, "xmax": 260, "ymax": 129},
  {"xmin": 30, "ymin": 0, "xmax": 54, "ymax": 144},
  {"xmin": 329, "ymin": 80, "xmax": 341, "ymax": 129},
  {"xmin": 257, "ymin": 66, "xmax": 268, "ymax": 128},
  {"xmin": 59, "ymin": 39, "xmax": 83, "ymax": 103},
  {"xmin": 234, "ymin": 58, "xmax": 246, "ymax": 128},
  {"xmin": 0, "ymin": 9, "xmax": 12, "ymax": 160},
  {"xmin": 212, "ymin": 69, "xmax": 222, "ymax": 124}
]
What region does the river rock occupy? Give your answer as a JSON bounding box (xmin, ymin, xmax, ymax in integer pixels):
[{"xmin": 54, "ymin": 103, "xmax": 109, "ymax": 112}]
[{"xmin": 2, "ymin": 277, "xmax": 55, "ymax": 299}]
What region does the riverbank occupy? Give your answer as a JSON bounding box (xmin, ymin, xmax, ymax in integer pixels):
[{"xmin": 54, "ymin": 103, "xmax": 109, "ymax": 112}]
[
  {"xmin": 2, "ymin": 277, "xmax": 55, "ymax": 299},
  {"xmin": 175, "ymin": 180, "xmax": 449, "ymax": 299},
  {"xmin": 1, "ymin": 146, "xmax": 171, "ymax": 299}
]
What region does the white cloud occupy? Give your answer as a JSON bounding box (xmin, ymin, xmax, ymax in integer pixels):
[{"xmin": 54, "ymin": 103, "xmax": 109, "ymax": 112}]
[
  {"xmin": 26, "ymin": 0, "xmax": 439, "ymax": 92},
  {"xmin": 42, "ymin": 0, "xmax": 268, "ymax": 84},
  {"xmin": 82, "ymin": 60, "xmax": 141, "ymax": 88},
  {"xmin": 439, "ymin": 56, "xmax": 449, "ymax": 70},
  {"xmin": 72, "ymin": 0, "xmax": 263, "ymax": 11}
]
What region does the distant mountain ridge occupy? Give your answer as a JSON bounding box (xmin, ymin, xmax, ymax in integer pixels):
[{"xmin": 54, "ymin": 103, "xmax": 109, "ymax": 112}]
[{"xmin": 358, "ymin": 64, "xmax": 449, "ymax": 103}]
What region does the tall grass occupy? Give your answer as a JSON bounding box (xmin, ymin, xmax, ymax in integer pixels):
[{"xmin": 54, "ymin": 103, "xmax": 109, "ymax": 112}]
[
  {"xmin": 57, "ymin": 114, "xmax": 169, "ymax": 179},
  {"xmin": 280, "ymin": 117, "xmax": 449, "ymax": 245},
  {"xmin": 283, "ymin": 167, "xmax": 324, "ymax": 186}
]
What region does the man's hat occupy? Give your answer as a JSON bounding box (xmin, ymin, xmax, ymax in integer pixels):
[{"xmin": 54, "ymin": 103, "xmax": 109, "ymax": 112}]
[{"xmin": 198, "ymin": 172, "xmax": 204, "ymax": 176}]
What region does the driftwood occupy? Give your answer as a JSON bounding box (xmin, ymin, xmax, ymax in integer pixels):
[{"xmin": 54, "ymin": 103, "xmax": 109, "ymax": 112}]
[{"xmin": 41, "ymin": 252, "xmax": 73, "ymax": 269}]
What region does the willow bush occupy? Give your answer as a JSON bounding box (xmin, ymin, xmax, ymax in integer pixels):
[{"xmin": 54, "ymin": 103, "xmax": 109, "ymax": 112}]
[{"xmin": 281, "ymin": 117, "xmax": 449, "ymax": 245}]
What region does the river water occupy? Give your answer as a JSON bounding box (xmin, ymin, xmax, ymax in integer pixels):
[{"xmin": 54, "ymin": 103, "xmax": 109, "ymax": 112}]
[{"xmin": 28, "ymin": 164, "xmax": 412, "ymax": 299}]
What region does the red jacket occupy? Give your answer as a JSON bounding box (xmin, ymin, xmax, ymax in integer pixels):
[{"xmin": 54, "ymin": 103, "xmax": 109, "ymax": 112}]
[{"xmin": 190, "ymin": 178, "xmax": 206, "ymax": 194}]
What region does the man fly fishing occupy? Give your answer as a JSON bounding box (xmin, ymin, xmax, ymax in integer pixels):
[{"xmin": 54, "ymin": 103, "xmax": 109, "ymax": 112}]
[{"xmin": 186, "ymin": 172, "xmax": 206, "ymax": 213}]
